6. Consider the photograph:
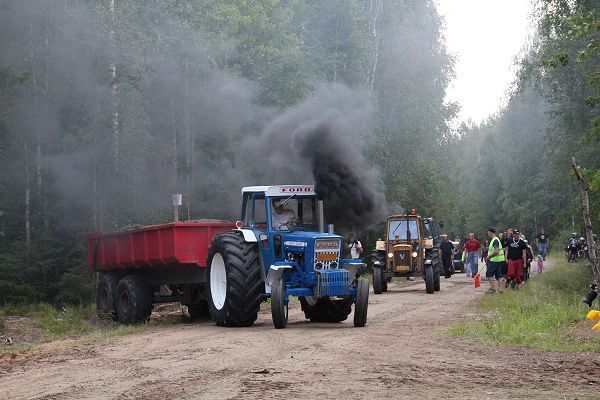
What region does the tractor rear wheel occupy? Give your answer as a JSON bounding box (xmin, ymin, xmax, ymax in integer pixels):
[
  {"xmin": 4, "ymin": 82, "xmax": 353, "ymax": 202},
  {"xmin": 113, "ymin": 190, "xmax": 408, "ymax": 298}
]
[
  {"xmin": 207, "ymin": 233, "xmax": 263, "ymax": 327},
  {"xmin": 299, "ymin": 296, "xmax": 352, "ymax": 322},
  {"xmin": 116, "ymin": 275, "xmax": 152, "ymax": 324},
  {"xmin": 271, "ymin": 277, "xmax": 288, "ymax": 329},
  {"xmin": 187, "ymin": 300, "xmax": 210, "ymax": 321},
  {"xmin": 96, "ymin": 273, "xmax": 119, "ymax": 320},
  {"xmin": 353, "ymin": 278, "xmax": 369, "ymax": 327},
  {"xmin": 425, "ymin": 266, "xmax": 434, "ymax": 294},
  {"xmin": 373, "ymin": 267, "xmax": 383, "ymax": 294}
]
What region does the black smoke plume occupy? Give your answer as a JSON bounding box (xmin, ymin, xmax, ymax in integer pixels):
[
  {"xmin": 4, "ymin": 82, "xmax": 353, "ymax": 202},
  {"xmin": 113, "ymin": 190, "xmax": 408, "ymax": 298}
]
[{"xmin": 244, "ymin": 84, "xmax": 386, "ymax": 230}]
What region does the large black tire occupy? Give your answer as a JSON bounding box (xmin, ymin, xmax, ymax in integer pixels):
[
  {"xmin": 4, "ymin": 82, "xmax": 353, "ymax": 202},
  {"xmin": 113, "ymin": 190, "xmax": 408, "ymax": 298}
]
[
  {"xmin": 425, "ymin": 266, "xmax": 434, "ymax": 294},
  {"xmin": 187, "ymin": 300, "xmax": 210, "ymax": 321},
  {"xmin": 299, "ymin": 296, "xmax": 352, "ymax": 322},
  {"xmin": 206, "ymin": 233, "xmax": 263, "ymax": 327},
  {"xmin": 353, "ymin": 278, "xmax": 369, "ymax": 327},
  {"xmin": 431, "ymin": 249, "xmax": 442, "ymax": 291},
  {"xmin": 383, "ymin": 277, "xmax": 388, "ymax": 292},
  {"xmin": 116, "ymin": 275, "xmax": 152, "ymax": 324},
  {"xmin": 271, "ymin": 277, "xmax": 288, "ymax": 329},
  {"xmin": 96, "ymin": 273, "xmax": 119, "ymax": 320},
  {"xmin": 373, "ymin": 267, "xmax": 383, "ymax": 294}
]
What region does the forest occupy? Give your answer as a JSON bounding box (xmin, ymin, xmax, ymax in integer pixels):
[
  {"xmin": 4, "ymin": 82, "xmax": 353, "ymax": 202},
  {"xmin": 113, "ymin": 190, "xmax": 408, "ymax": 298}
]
[{"xmin": 0, "ymin": 0, "xmax": 599, "ymax": 305}]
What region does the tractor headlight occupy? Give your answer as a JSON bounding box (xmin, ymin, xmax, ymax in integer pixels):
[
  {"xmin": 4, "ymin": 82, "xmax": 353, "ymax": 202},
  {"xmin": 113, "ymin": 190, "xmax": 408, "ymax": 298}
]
[
  {"xmin": 388, "ymin": 252, "xmax": 393, "ymax": 259},
  {"xmin": 315, "ymin": 262, "xmax": 323, "ymax": 270},
  {"xmin": 412, "ymin": 251, "xmax": 418, "ymax": 258},
  {"xmin": 329, "ymin": 262, "xmax": 338, "ymax": 269}
]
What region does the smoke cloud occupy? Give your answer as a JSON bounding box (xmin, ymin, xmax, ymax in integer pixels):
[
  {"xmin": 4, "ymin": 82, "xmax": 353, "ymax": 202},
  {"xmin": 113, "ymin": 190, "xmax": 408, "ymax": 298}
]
[{"xmin": 244, "ymin": 85, "xmax": 386, "ymax": 230}]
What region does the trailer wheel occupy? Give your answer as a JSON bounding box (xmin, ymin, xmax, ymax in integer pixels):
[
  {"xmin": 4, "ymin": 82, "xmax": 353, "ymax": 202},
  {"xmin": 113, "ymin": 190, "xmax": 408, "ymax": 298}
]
[
  {"xmin": 187, "ymin": 300, "xmax": 210, "ymax": 321},
  {"xmin": 116, "ymin": 275, "xmax": 152, "ymax": 324},
  {"xmin": 96, "ymin": 273, "xmax": 118, "ymax": 320},
  {"xmin": 207, "ymin": 233, "xmax": 263, "ymax": 327},
  {"xmin": 299, "ymin": 296, "xmax": 352, "ymax": 322},
  {"xmin": 373, "ymin": 267, "xmax": 383, "ymax": 294},
  {"xmin": 271, "ymin": 277, "xmax": 288, "ymax": 329},
  {"xmin": 425, "ymin": 266, "xmax": 434, "ymax": 294},
  {"xmin": 353, "ymin": 278, "xmax": 369, "ymax": 327}
]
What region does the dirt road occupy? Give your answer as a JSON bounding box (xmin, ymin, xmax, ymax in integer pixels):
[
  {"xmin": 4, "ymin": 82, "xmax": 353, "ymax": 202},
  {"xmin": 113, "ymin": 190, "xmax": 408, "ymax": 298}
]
[{"xmin": 1, "ymin": 267, "xmax": 599, "ymax": 399}]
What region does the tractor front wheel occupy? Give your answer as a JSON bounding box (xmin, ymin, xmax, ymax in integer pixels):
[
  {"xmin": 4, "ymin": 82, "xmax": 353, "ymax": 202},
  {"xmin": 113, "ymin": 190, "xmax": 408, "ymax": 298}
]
[
  {"xmin": 373, "ymin": 267, "xmax": 384, "ymax": 294},
  {"xmin": 425, "ymin": 266, "xmax": 434, "ymax": 294},
  {"xmin": 271, "ymin": 277, "xmax": 288, "ymax": 329},
  {"xmin": 353, "ymin": 278, "xmax": 369, "ymax": 327}
]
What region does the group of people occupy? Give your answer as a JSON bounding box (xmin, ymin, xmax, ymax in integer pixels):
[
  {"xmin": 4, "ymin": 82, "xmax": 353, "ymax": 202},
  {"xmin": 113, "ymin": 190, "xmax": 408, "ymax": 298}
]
[{"xmin": 443, "ymin": 227, "xmax": 549, "ymax": 293}]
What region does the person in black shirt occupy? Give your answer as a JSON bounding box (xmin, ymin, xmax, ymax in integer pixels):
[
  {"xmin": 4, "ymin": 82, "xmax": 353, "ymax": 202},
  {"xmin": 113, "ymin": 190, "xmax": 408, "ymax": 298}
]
[
  {"xmin": 439, "ymin": 234, "xmax": 454, "ymax": 278},
  {"xmin": 536, "ymin": 228, "xmax": 550, "ymax": 261},
  {"xmin": 506, "ymin": 229, "xmax": 527, "ymax": 289}
]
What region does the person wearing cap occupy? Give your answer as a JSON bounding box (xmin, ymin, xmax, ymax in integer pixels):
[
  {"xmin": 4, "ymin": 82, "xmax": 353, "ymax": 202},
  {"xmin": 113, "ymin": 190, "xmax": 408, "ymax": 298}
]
[
  {"xmin": 485, "ymin": 227, "xmax": 504, "ymax": 293},
  {"xmin": 536, "ymin": 228, "xmax": 550, "ymax": 261},
  {"xmin": 271, "ymin": 199, "xmax": 297, "ymax": 230},
  {"xmin": 346, "ymin": 232, "xmax": 363, "ymax": 259},
  {"xmin": 506, "ymin": 229, "xmax": 528, "ymax": 289}
]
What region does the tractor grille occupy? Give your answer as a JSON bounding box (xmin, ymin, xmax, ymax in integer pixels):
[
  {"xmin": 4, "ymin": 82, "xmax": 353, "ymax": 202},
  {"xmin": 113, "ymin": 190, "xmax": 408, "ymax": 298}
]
[
  {"xmin": 314, "ymin": 269, "xmax": 350, "ymax": 297},
  {"xmin": 314, "ymin": 238, "xmax": 341, "ymax": 270},
  {"xmin": 394, "ymin": 249, "xmax": 411, "ymax": 272}
]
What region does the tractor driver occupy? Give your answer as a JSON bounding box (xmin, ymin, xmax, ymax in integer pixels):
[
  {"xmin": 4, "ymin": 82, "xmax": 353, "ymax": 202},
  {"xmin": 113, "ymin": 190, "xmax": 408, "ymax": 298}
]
[{"xmin": 271, "ymin": 199, "xmax": 297, "ymax": 230}]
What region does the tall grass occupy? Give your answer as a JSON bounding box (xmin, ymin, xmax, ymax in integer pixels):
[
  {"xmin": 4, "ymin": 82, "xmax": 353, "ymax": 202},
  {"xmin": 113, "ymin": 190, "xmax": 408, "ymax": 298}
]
[{"xmin": 449, "ymin": 260, "xmax": 600, "ymax": 352}]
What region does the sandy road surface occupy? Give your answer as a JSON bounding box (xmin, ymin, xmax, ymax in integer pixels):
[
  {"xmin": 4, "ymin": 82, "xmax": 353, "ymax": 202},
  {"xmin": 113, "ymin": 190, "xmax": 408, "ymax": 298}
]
[{"xmin": 1, "ymin": 265, "xmax": 599, "ymax": 399}]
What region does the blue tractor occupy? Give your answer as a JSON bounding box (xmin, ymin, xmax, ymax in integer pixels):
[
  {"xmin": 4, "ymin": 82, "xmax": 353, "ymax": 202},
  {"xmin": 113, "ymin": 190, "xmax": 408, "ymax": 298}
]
[{"xmin": 206, "ymin": 185, "xmax": 369, "ymax": 329}]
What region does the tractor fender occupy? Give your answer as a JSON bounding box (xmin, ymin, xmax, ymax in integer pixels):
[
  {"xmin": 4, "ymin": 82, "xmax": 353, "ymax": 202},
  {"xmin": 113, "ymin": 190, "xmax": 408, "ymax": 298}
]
[
  {"xmin": 265, "ymin": 263, "xmax": 295, "ymax": 294},
  {"xmin": 235, "ymin": 228, "xmax": 258, "ymax": 242},
  {"xmin": 340, "ymin": 260, "xmax": 366, "ymax": 281}
]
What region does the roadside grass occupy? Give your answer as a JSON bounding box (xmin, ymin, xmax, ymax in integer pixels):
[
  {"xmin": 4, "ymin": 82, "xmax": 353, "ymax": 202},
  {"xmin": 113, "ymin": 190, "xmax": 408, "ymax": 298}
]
[
  {"xmin": 448, "ymin": 259, "xmax": 600, "ymax": 353},
  {"xmin": 0, "ymin": 303, "xmax": 162, "ymax": 354}
]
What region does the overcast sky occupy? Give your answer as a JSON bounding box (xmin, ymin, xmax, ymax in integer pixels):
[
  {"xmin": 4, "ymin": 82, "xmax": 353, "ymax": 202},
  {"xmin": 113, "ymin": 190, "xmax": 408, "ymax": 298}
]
[{"xmin": 436, "ymin": 0, "xmax": 533, "ymax": 123}]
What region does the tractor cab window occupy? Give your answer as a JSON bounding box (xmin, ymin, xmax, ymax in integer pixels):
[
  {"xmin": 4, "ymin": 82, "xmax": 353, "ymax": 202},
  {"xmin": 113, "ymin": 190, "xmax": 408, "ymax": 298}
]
[
  {"xmin": 241, "ymin": 193, "xmax": 266, "ymax": 229},
  {"xmin": 270, "ymin": 196, "xmax": 317, "ymax": 231},
  {"xmin": 388, "ymin": 219, "xmax": 418, "ymax": 241},
  {"xmin": 423, "ymin": 220, "xmax": 434, "ymax": 239}
]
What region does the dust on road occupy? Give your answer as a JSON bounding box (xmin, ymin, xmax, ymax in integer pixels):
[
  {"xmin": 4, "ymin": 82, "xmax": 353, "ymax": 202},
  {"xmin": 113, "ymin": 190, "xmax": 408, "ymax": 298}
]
[{"xmin": 1, "ymin": 263, "xmax": 599, "ymax": 399}]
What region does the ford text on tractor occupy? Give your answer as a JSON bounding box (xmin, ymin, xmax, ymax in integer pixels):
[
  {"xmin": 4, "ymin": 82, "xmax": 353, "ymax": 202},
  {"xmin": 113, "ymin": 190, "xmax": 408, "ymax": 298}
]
[
  {"xmin": 86, "ymin": 185, "xmax": 369, "ymax": 329},
  {"xmin": 371, "ymin": 210, "xmax": 444, "ymax": 294},
  {"xmin": 209, "ymin": 185, "xmax": 369, "ymax": 329}
]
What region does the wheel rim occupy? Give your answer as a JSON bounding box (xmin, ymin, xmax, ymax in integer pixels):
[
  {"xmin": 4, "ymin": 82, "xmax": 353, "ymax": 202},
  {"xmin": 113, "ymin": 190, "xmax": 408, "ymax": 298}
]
[
  {"xmin": 100, "ymin": 287, "xmax": 110, "ymax": 310},
  {"xmin": 119, "ymin": 291, "xmax": 129, "ymax": 315},
  {"xmin": 210, "ymin": 253, "xmax": 227, "ymax": 310}
]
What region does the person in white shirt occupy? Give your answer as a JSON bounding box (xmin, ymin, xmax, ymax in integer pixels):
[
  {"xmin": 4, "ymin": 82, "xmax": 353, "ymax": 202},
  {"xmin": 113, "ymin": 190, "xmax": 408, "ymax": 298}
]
[
  {"xmin": 346, "ymin": 232, "xmax": 363, "ymax": 259},
  {"xmin": 271, "ymin": 200, "xmax": 297, "ymax": 230}
]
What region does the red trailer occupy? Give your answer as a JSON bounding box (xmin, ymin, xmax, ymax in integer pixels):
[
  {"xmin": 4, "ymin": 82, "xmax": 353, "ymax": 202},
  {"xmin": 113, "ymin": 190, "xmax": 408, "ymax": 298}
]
[{"xmin": 86, "ymin": 221, "xmax": 235, "ymax": 324}]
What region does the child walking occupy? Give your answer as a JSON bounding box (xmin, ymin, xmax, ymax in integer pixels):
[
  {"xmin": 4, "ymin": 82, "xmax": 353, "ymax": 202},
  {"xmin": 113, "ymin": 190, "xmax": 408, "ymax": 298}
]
[{"xmin": 537, "ymin": 255, "xmax": 543, "ymax": 274}]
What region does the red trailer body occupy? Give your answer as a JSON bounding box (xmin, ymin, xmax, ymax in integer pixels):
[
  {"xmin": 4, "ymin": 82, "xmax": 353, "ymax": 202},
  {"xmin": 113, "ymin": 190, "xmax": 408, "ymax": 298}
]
[{"xmin": 86, "ymin": 221, "xmax": 235, "ymax": 272}]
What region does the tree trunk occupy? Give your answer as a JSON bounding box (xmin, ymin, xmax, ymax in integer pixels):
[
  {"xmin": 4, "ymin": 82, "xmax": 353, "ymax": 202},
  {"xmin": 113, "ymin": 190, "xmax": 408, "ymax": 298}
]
[
  {"xmin": 24, "ymin": 142, "xmax": 31, "ymax": 255},
  {"xmin": 110, "ymin": 0, "xmax": 119, "ymax": 162},
  {"xmin": 570, "ymin": 157, "xmax": 599, "ymax": 283},
  {"xmin": 368, "ymin": 0, "xmax": 382, "ymax": 92}
]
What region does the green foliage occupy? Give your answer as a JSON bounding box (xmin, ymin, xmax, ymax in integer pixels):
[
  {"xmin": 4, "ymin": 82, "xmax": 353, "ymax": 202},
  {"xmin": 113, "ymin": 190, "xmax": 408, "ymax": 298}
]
[{"xmin": 449, "ymin": 260, "xmax": 599, "ymax": 352}]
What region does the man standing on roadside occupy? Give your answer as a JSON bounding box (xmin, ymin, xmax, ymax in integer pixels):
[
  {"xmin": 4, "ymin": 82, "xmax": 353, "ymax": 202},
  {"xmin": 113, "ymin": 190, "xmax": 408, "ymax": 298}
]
[
  {"xmin": 506, "ymin": 229, "xmax": 528, "ymax": 289},
  {"xmin": 464, "ymin": 233, "xmax": 481, "ymax": 278},
  {"xmin": 485, "ymin": 227, "xmax": 504, "ymax": 293},
  {"xmin": 439, "ymin": 234, "xmax": 455, "ymax": 278},
  {"xmin": 536, "ymin": 228, "xmax": 550, "ymax": 261}
]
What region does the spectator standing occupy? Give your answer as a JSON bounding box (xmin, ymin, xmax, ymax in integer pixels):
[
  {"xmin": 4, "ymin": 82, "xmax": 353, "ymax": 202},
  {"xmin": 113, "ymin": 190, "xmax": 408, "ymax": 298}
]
[
  {"xmin": 536, "ymin": 228, "xmax": 550, "ymax": 261},
  {"xmin": 346, "ymin": 232, "xmax": 363, "ymax": 260},
  {"xmin": 439, "ymin": 234, "xmax": 454, "ymax": 278},
  {"xmin": 506, "ymin": 229, "xmax": 528, "ymax": 289},
  {"xmin": 464, "ymin": 233, "xmax": 481, "ymax": 277},
  {"xmin": 481, "ymin": 240, "xmax": 489, "ymax": 263},
  {"xmin": 485, "ymin": 228, "xmax": 505, "ymax": 293}
]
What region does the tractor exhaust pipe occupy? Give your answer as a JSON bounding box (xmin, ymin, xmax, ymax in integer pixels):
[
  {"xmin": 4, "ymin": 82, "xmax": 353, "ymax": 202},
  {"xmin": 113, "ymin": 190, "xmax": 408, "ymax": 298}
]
[
  {"xmin": 328, "ymin": 224, "xmax": 335, "ymax": 234},
  {"xmin": 318, "ymin": 200, "xmax": 325, "ymax": 233}
]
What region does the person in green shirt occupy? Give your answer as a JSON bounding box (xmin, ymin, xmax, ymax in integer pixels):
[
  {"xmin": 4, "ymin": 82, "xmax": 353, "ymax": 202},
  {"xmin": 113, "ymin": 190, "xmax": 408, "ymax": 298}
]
[{"xmin": 485, "ymin": 227, "xmax": 505, "ymax": 294}]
